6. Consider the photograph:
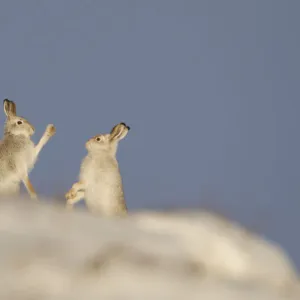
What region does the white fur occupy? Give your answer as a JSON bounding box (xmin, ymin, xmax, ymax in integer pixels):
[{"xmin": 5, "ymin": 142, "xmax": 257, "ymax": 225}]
[
  {"xmin": 0, "ymin": 99, "xmax": 56, "ymax": 199},
  {"xmin": 66, "ymin": 122, "xmax": 129, "ymax": 216},
  {"xmin": 81, "ymin": 152, "xmax": 124, "ymax": 214}
]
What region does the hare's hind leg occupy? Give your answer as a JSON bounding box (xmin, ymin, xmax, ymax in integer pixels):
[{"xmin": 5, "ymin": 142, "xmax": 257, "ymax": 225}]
[{"xmin": 22, "ymin": 175, "xmax": 38, "ymax": 200}]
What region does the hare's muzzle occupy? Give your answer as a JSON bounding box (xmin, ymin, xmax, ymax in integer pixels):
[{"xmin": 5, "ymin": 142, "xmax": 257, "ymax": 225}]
[{"xmin": 85, "ymin": 138, "xmax": 93, "ymax": 149}]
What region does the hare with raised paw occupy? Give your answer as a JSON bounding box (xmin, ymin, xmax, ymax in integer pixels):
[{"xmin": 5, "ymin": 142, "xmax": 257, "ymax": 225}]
[{"xmin": 0, "ymin": 99, "xmax": 56, "ymax": 199}]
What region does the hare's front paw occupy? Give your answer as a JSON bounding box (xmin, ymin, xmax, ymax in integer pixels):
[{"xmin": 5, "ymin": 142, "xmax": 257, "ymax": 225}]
[
  {"xmin": 65, "ymin": 188, "xmax": 76, "ymax": 201},
  {"xmin": 46, "ymin": 124, "xmax": 56, "ymax": 137}
]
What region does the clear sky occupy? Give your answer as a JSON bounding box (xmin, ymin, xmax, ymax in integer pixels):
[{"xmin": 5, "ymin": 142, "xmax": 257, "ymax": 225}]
[{"xmin": 0, "ymin": 0, "xmax": 299, "ymax": 268}]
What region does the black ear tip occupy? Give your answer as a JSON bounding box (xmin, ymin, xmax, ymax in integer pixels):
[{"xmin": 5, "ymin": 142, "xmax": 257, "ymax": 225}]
[
  {"xmin": 3, "ymin": 99, "xmax": 12, "ymax": 105},
  {"xmin": 120, "ymin": 122, "xmax": 130, "ymax": 130}
]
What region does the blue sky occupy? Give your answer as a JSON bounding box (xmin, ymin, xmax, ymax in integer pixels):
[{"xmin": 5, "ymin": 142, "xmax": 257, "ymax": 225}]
[{"xmin": 0, "ymin": 0, "xmax": 299, "ymax": 268}]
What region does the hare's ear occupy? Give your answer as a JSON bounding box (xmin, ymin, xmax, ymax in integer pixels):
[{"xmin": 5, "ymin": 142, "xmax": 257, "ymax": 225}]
[
  {"xmin": 3, "ymin": 99, "xmax": 16, "ymax": 117},
  {"xmin": 109, "ymin": 122, "xmax": 130, "ymax": 142},
  {"xmin": 3, "ymin": 99, "xmax": 10, "ymax": 116},
  {"xmin": 9, "ymin": 101, "xmax": 16, "ymax": 116}
]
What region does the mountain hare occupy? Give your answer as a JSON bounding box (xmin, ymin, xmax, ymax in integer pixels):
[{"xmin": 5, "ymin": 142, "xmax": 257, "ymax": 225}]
[
  {"xmin": 65, "ymin": 122, "xmax": 130, "ymax": 216},
  {"xmin": 0, "ymin": 99, "xmax": 56, "ymax": 199}
]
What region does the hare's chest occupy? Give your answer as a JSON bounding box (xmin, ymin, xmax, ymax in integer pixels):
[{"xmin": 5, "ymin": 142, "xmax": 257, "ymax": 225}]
[
  {"xmin": 81, "ymin": 163, "xmax": 117, "ymax": 187},
  {"xmin": 5, "ymin": 140, "xmax": 35, "ymax": 181},
  {"xmin": 80, "ymin": 157, "xmax": 96, "ymax": 182},
  {"xmin": 19, "ymin": 142, "xmax": 35, "ymax": 169},
  {"xmin": 80, "ymin": 155, "xmax": 116, "ymax": 183}
]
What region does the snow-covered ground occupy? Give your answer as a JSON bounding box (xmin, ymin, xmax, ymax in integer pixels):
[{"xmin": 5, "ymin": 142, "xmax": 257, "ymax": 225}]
[{"xmin": 0, "ymin": 197, "xmax": 298, "ymax": 300}]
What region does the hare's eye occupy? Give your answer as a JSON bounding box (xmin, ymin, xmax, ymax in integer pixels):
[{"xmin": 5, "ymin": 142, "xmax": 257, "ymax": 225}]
[
  {"xmin": 17, "ymin": 120, "xmax": 23, "ymax": 125},
  {"xmin": 96, "ymin": 137, "xmax": 101, "ymax": 142}
]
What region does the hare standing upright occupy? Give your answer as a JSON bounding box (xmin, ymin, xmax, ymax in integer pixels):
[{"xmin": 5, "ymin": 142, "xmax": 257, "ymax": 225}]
[
  {"xmin": 65, "ymin": 122, "xmax": 130, "ymax": 216},
  {"xmin": 0, "ymin": 99, "xmax": 56, "ymax": 199}
]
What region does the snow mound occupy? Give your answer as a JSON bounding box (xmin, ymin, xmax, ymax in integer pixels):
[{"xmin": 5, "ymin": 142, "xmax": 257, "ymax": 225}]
[{"xmin": 0, "ymin": 197, "xmax": 298, "ymax": 300}]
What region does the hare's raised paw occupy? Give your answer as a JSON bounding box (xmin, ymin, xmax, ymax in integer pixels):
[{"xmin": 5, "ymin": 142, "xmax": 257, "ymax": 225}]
[{"xmin": 46, "ymin": 124, "xmax": 56, "ymax": 137}]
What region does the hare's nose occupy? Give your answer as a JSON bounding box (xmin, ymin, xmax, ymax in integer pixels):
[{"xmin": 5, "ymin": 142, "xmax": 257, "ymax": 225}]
[{"xmin": 85, "ymin": 139, "xmax": 92, "ymax": 147}]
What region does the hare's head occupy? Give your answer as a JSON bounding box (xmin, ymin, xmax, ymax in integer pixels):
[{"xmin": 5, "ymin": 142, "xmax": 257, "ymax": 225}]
[
  {"xmin": 3, "ymin": 99, "xmax": 35, "ymax": 137},
  {"xmin": 86, "ymin": 122, "xmax": 130, "ymax": 155}
]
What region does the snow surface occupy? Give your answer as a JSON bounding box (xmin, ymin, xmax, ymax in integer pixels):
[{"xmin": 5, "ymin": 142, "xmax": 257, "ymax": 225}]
[{"xmin": 0, "ymin": 196, "xmax": 298, "ymax": 300}]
